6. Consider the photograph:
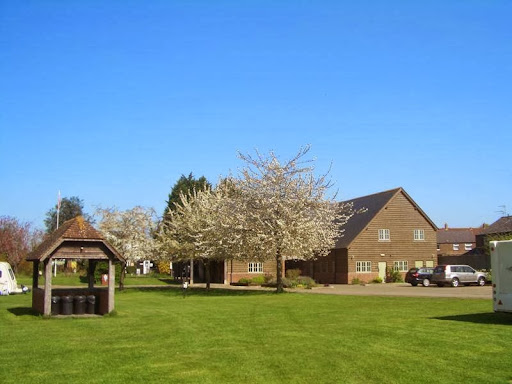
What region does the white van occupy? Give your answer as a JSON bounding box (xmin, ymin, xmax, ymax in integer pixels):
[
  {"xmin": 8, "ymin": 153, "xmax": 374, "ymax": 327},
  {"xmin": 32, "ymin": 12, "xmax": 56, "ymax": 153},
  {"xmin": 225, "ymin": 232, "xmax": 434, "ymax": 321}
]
[
  {"xmin": 490, "ymin": 240, "xmax": 512, "ymax": 313},
  {"xmin": 0, "ymin": 262, "xmax": 28, "ymax": 295}
]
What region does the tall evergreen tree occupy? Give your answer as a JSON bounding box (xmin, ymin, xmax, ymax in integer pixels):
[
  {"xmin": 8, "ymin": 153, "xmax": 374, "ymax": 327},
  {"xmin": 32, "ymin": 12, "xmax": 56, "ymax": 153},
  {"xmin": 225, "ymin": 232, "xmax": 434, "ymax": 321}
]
[
  {"xmin": 164, "ymin": 173, "xmax": 211, "ymax": 216},
  {"xmin": 44, "ymin": 196, "xmax": 92, "ymax": 233}
]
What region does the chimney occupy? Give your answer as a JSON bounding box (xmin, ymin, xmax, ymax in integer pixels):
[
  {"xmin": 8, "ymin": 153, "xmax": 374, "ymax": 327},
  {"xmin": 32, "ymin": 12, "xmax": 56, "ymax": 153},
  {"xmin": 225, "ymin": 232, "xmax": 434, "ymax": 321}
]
[{"xmin": 444, "ymin": 223, "xmax": 448, "ymax": 230}]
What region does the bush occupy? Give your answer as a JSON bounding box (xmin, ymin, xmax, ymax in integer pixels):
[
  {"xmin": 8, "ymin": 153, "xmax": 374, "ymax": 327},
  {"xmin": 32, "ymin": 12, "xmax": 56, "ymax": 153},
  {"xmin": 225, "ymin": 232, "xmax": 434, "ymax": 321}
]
[
  {"xmin": 386, "ymin": 268, "xmax": 404, "ymax": 283},
  {"xmin": 351, "ymin": 277, "xmax": 363, "ymax": 285},
  {"xmin": 370, "ymin": 277, "xmax": 383, "ymax": 284},
  {"xmin": 286, "ymin": 269, "xmax": 301, "ymax": 280},
  {"xmin": 297, "ymin": 276, "xmax": 316, "ymax": 289},
  {"xmin": 156, "ymin": 261, "xmax": 171, "ymax": 275},
  {"xmin": 126, "ymin": 266, "xmax": 137, "ymax": 275},
  {"xmin": 250, "ymin": 275, "xmax": 266, "ymax": 285}
]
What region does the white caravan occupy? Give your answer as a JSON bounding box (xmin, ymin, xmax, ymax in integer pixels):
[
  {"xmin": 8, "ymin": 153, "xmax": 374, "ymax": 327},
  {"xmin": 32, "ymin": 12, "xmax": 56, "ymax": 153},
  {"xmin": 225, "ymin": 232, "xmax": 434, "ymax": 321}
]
[
  {"xmin": 490, "ymin": 240, "xmax": 512, "ymax": 313},
  {"xmin": 0, "ymin": 262, "xmax": 28, "ymax": 295}
]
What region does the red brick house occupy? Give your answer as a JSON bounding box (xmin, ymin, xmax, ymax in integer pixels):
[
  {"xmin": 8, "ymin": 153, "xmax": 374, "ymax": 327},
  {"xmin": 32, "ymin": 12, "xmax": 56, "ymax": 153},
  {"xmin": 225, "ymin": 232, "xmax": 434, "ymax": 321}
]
[
  {"xmin": 290, "ymin": 188, "xmax": 438, "ymax": 284},
  {"xmin": 437, "ymin": 225, "xmax": 483, "ymax": 256}
]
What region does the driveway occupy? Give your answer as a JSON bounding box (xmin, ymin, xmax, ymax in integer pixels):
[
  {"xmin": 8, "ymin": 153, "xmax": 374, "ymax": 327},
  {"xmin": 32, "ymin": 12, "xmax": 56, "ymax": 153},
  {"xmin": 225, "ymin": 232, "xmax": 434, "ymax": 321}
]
[
  {"xmin": 294, "ymin": 283, "xmax": 492, "ymax": 299},
  {"xmin": 193, "ymin": 282, "xmax": 492, "ymax": 299}
]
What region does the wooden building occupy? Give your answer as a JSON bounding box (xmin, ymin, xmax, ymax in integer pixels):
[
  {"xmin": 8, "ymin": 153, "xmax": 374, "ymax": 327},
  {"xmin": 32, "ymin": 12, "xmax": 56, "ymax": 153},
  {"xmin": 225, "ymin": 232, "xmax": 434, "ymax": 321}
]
[
  {"xmin": 26, "ymin": 216, "xmax": 124, "ymax": 316},
  {"xmin": 290, "ymin": 188, "xmax": 438, "ymax": 284}
]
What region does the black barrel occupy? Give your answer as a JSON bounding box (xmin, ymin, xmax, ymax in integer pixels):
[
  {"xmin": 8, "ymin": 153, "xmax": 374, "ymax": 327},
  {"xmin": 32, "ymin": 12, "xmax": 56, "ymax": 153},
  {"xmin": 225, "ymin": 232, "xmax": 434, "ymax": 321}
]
[
  {"xmin": 51, "ymin": 296, "xmax": 61, "ymax": 315},
  {"xmin": 86, "ymin": 295, "xmax": 96, "ymax": 314},
  {"xmin": 61, "ymin": 295, "xmax": 73, "ymax": 315},
  {"xmin": 73, "ymin": 295, "xmax": 86, "ymax": 315}
]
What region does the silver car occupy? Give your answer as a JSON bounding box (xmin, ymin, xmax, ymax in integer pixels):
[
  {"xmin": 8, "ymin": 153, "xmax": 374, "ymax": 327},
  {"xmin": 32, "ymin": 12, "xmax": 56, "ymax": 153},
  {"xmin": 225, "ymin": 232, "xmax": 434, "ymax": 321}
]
[{"xmin": 431, "ymin": 265, "xmax": 486, "ymax": 287}]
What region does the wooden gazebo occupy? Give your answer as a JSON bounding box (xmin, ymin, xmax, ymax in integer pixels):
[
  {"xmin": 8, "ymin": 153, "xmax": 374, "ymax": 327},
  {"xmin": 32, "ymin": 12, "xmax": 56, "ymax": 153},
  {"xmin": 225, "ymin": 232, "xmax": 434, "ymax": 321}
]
[{"xmin": 26, "ymin": 216, "xmax": 125, "ymax": 316}]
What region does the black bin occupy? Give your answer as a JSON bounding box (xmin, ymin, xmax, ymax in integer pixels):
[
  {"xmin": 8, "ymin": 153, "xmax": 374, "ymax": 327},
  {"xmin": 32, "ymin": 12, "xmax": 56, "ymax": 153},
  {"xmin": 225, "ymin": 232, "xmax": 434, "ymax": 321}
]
[
  {"xmin": 61, "ymin": 295, "xmax": 73, "ymax": 315},
  {"xmin": 51, "ymin": 296, "xmax": 61, "ymax": 315},
  {"xmin": 74, "ymin": 295, "xmax": 86, "ymax": 315},
  {"xmin": 86, "ymin": 295, "xmax": 96, "ymax": 314}
]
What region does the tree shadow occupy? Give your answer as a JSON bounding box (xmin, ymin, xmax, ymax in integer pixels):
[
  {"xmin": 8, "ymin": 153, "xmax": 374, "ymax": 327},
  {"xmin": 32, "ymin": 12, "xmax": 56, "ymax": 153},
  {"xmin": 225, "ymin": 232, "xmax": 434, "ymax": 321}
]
[
  {"xmin": 7, "ymin": 307, "xmax": 39, "ymax": 317},
  {"xmin": 433, "ymin": 312, "xmax": 512, "ymax": 326},
  {"xmin": 127, "ymin": 285, "xmax": 277, "ymax": 297}
]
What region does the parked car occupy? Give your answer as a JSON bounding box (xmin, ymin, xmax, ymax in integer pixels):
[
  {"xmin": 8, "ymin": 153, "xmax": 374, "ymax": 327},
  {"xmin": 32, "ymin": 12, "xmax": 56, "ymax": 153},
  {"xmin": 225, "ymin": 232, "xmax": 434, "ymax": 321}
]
[
  {"xmin": 405, "ymin": 267, "xmax": 434, "ymax": 287},
  {"xmin": 431, "ymin": 265, "xmax": 486, "ymax": 287}
]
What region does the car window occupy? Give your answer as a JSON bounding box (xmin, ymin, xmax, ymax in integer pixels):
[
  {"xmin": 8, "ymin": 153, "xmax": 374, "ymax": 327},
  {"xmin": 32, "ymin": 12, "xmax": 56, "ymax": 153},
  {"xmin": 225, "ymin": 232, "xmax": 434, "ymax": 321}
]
[
  {"xmin": 434, "ymin": 266, "xmax": 445, "ymax": 273},
  {"xmin": 463, "ymin": 266, "xmax": 474, "ymax": 273}
]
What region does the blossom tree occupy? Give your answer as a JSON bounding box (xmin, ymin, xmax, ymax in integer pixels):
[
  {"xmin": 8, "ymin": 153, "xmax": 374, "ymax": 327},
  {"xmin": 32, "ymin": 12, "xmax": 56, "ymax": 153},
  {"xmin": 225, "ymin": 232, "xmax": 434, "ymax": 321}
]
[
  {"xmin": 230, "ymin": 145, "xmax": 355, "ymax": 293},
  {"xmin": 158, "ymin": 185, "xmax": 233, "ymax": 290},
  {"xmin": 96, "ymin": 206, "xmax": 159, "ymax": 289}
]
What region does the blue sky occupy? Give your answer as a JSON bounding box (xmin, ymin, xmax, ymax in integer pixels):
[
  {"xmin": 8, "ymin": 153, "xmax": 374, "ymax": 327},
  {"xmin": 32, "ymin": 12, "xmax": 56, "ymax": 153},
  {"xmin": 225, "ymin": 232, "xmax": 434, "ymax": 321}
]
[{"xmin": 1, "ymin": 1, "xmax": 511, "ymax": 230}]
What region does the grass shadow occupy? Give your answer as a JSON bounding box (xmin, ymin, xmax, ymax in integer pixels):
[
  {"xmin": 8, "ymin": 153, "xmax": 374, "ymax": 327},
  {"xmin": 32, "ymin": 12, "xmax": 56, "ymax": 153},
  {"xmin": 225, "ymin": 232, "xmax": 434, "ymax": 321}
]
[
  {"xmin": 433, "ymin": 312, "xmax": 512, "ymax": 326},
  {"xmin": 7, "ymin": 307, "xmax": 40, "ymax": 317},
  {"xmin": 125, "ymin": 285, "xmax": 278, "ymax": 297}
]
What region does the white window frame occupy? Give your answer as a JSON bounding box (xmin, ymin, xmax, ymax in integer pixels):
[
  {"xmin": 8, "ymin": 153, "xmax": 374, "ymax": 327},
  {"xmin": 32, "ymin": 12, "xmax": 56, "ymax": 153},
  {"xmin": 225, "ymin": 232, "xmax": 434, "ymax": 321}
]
[
  {"xmin": 413, "ymin": 229, "xmax": 425, "ymax": 241},
  {"xmin": 393, "ymin": 261, "xmax": 408, "ymax": 272},
  {"xmin": 465, "ymin": 243, "xmax": 472, "ymax": 251},
  {"xmin": 453, "ymin": 243, "xmax": 459, "ymax": 251},
  {"xmin": 378, "ymin": 229, "xmax": 390, "ymax": 241},
  {"xmin": 248, "ymin": 262, "xmax": 263, "ymax": 273},
  {"xmin": 356, "ymin": 261, "xmax": 371, "ymax": 273}
]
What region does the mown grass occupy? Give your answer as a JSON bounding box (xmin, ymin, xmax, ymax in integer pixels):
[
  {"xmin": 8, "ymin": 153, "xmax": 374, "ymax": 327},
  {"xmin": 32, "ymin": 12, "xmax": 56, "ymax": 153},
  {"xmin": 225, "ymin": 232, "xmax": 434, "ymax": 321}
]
[{"xmin": 1, "ymin": 288, "xmax": 511, "ymax": 384}]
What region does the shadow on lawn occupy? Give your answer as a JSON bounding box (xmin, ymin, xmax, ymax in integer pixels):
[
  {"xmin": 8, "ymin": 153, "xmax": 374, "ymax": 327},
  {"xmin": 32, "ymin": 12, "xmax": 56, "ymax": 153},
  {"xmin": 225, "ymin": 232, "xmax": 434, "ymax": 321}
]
[
  {"xmin": 7, "ymin": 307, "xmax": 39, "ymax": 317},
  {"xmin": 127, "ymin": 285, "xmax": 277, "ymax": 297},
  {"xmin": 433, "ymin": 312, "xmax": 512, "ymax": 326}
]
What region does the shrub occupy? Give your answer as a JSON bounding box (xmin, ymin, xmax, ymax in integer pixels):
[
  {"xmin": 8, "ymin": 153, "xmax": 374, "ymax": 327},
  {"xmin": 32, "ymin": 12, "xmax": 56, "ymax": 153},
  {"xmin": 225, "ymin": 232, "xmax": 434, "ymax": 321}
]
[
  {"xmin": 126, "ymin": 266, "xmax": 137, "ymax": 275},
  {"xmin": 251, "ymin": 275, "xmax": 266, "ymax": 285},
  {"xmin": 351, "ymin": 277, "xmax": 362, "ymax": 285},
  {"xmin": 297, "ymin": 276, "xmax": 316, "ymax": 289},
  {"xmin": 370, "ymin": 277, "xmax": 383, "ymax": 284},
  {"xmin": 386, "ymin": 268, "xmax": 403, "ymax": 283},
  {"xmin": 156, "ymin": 261, "xmax": 171, "ymax": 275},
  {"xmin": 286, "ymin": 269, "xmax": 301, "ymax": 280}
]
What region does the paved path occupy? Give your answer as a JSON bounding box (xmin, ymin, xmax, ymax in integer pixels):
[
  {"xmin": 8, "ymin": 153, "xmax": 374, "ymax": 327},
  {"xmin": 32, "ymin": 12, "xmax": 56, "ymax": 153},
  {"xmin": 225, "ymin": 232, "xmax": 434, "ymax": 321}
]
[{"xmin": 188, "ymin": 282, "xmax": 492, "ymax": 299}]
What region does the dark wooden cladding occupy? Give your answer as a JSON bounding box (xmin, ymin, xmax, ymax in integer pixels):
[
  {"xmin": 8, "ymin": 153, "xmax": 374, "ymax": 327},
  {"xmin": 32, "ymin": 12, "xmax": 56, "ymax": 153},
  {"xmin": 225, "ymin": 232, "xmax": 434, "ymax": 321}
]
[{"xmin": 53, "ymin": 242, "xmax": 111, "ymax": 260}]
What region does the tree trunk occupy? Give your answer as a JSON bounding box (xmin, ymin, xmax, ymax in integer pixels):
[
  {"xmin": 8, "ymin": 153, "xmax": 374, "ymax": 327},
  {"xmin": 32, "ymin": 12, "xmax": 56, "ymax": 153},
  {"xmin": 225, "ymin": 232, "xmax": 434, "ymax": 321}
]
[
  {"xmin": 119, "ymin": 261, "xmax": 127, "ymax": 291},
  {"xmin": 205, "ymin": 259, "xmax": 211, "ymax": 291},
  {"xmin": 276, "ymin": 248, "xmax": 284, "ymax": 293}
]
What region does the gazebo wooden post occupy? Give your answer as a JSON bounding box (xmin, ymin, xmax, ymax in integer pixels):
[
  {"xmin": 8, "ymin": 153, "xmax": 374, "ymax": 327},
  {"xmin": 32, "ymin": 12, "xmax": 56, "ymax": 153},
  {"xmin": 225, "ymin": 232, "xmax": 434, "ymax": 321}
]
[
  {"xmin": 43, "ymin": 258, "xmax": 53, "ymax": 316},
  {"xmin": 108, "ymin": 258, "xmax": 115, "ymax": 313},
  {"xmin": 32, "ymin": 260, "xmax": 39, "ymax": 290},
  {"xmin": 88, "ymin": 260, "xmax": 96, "ymax": 289}
]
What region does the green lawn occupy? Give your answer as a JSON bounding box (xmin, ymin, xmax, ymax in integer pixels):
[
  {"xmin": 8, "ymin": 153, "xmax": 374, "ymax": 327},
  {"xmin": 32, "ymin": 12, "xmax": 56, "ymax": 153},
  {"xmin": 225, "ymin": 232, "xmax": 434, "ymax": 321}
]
[{"xmin": 1, "ymin": 288, "xmax": 511, "ymax": 384}]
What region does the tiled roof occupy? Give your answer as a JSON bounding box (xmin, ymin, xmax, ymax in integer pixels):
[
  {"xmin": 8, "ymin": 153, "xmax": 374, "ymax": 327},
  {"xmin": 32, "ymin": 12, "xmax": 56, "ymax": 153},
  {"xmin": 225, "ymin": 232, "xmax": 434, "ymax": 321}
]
[
  {"xmin": 26, "ymin": 216, "xmax": 122, "ymax": 262},
  {"xmin": 334, "ymin": 187, "xmax": 437, "ymax": 249},
  {"xmin": 479, "ymin": 216, "xmax": 512, "ymax": 235},
  {"xmin": 437, "ymin": 228, "xmax": 481, "ymax": 243}
]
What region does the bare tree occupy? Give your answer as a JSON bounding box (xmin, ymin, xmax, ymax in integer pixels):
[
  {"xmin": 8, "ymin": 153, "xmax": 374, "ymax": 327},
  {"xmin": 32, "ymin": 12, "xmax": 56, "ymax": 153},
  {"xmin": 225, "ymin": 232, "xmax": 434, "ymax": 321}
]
[{"xmin": 96, "ymin": 206, "xmax": 159, "ymax": 290}]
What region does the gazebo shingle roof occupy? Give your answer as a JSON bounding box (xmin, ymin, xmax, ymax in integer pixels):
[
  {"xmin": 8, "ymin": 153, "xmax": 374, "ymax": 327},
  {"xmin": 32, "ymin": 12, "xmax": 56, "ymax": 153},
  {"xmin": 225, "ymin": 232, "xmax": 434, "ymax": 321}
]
[{"xmin": 26, "ymin": 216, "xmax": 123, "ymax": 262}]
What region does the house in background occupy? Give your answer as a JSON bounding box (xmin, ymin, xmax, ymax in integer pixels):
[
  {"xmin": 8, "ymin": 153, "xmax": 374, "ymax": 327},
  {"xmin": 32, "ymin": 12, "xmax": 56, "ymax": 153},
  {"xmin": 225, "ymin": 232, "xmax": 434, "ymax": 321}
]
[
  {"xmin": 436, "ymin": 224, "xmax": 490, "ymax": 270},
  {"xmin": 476, "ymin": 216, "xmax": 512, "ymax": 248},
  {"xmin": 437, "ymin": 224, "xmax": 483, "ymax": 257},
  {"xmin": 289, "ymin": 187, "xmax": 438, "ymax": 284}
]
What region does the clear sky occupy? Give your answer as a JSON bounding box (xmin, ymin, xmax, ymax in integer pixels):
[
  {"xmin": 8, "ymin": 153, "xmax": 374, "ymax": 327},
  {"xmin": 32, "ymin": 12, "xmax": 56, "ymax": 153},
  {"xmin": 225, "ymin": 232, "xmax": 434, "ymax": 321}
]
[{"xmin": 1, "ymin": 0, "xmax": 511, "ymax": 230}]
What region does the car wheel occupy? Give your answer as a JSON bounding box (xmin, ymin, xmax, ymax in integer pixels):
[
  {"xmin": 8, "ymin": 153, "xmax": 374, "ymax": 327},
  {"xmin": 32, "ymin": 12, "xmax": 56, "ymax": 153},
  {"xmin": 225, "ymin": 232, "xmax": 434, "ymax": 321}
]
[
  {"xmin": 477, "ymin": 277, "xmax": 486, "ymax": 286},
  {"xmin": 451, "ymin": 278, "xmax": 460, "ymax": 287},
  {"xmin": 422, "ymin": 278, "xmax": 430, "ymax": 287}
]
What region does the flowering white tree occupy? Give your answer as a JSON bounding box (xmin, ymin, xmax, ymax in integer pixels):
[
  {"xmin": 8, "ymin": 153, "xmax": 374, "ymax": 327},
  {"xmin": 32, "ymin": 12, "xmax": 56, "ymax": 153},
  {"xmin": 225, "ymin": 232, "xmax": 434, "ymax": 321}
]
[
  {"xmin": 96, "ymin": 206, "xmax": 159, "ymax": 289},
  {"xmin": 158, "ymin": 186, "xmax": 233, "ymax": 290},
  {"xmin": 230, "ymin": 145, "xmax": 355, "ymax": 293}
]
